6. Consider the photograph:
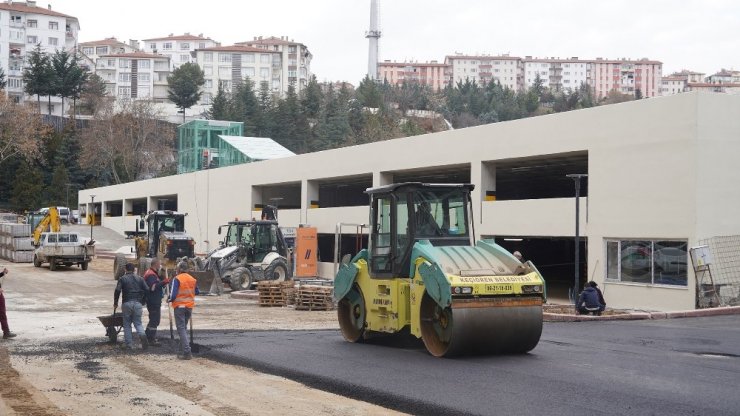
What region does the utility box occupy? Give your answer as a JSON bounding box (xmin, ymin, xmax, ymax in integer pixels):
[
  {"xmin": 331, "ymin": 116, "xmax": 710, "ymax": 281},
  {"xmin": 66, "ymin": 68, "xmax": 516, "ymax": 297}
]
[{"xmin": 690, "ymin": 245, "xmax": 712, "ymax": 271}]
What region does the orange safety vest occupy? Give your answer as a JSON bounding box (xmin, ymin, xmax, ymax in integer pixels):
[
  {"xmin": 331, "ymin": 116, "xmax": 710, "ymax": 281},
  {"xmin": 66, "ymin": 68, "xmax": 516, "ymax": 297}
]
[{"xmin": 172, "ymin": 273, "xmax": 197, "ymax": 309}]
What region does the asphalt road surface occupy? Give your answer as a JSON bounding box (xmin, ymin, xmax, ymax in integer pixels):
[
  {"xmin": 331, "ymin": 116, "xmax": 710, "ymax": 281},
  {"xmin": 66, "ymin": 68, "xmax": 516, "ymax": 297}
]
[{"xmin": 196, "ymin": 315, "xmax": 740, "ymax": 416}]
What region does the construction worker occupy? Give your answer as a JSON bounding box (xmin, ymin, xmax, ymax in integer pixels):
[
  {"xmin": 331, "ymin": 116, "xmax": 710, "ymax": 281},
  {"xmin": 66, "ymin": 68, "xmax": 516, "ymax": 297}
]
[
  {"xmin": 0, "ymin": 267, "xmax": 17, "ymax": 339},
  {"xmin": 114, "ymin": 263, "xmax": 149, "ymax": 350},
  {"xmin": 576, "ymin": 282, "xmax": 606, "ymax": 316},
  {"xmin": 143, "ymin": 259, "xmax": 169, "ymax": 346},
  {"xmin": 169, "ymin": 261, "xmax": 200, "ymax": 360}
]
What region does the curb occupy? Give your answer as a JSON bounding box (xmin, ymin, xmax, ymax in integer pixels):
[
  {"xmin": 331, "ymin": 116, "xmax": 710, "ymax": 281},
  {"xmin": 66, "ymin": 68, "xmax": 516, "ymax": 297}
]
[{"xmin": 544, "ymin": 306, "xmax": 740, "ymax": 322}]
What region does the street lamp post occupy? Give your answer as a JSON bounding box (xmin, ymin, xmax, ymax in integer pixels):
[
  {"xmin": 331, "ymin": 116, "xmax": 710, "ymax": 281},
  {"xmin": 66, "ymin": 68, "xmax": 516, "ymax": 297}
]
[
  {"xmin": 566, "ymin": 174, "xmax": 588, "ymax": 304},
  {"xmin": 89, "ymin": 195, "xmax": 96, "ymax": 241}
]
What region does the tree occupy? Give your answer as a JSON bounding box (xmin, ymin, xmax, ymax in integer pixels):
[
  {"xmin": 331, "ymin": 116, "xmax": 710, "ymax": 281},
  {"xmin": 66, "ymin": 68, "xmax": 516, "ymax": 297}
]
[
  {"xmin": 47, "ymin": 163, "xmax": 70, "ymax": 206},
  {"xmin": 23, "ymin": 44, "xmax": 53, "ymax": 114},
  {"xmin": 167, "ymin": 62, "xmax": 205, "ymax": 122},
  {"xmin": 207, "ymin": 82, "xmax": 229, "ymax": 120},
  {"xmin": 0, "ymin": 67, "xmax": 6, "ymax": 90},
  {"xmin": 255, "ymin": 81, "xmax": 274, "ymax": 137},
  {"xmin": 11, "ymin": 160, "xmax": 44, "ymax": 211},
  {"xmin": 0, "ymin": 95, "xmax": 46, "ymax": 167},
  {"xmin": 79, "ymin": 73, "xmax": 108, "ymax": 116},
  {"xmin": 79, "ymin": 100, "xmax": 175, "ymax": 184},
  {"xmin": 300, "ymin": 76, "xmax": 323, "ymax": 120},
  {"xmin": 531, "ymin": 73, "xmax": 546, "ymax": 99},
  {"xmin": 356, "ymin": 76, "xmax": 382, "ymax": 108},
  {"xmin": 231, "ymin": 78, "xmax": 259, "ymax": 136},
  {"xmin": 51, "ymin": 49, "xmax": 87, "ymax": 117}
]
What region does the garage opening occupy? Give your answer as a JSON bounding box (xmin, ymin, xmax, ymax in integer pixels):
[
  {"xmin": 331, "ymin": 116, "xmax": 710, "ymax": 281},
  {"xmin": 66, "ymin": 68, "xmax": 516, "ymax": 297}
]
[
  {"xmin": 492, "ymin": 235, "xmax": 587, "ymax": 303},
  {"xmin": 388, "ymin": 164, "xmax": 471, "ymax": 184},
  {"xmin": 317, "ymin": 232, "xmax": 368, "ymax": 263},
  {"xmin": 105, "ymin": 200, "xmax": 123, "ymax": 217},
  {"xmin": 315, "ymin": 175, "xmax": 372, "ymax": 208},
  {"xmin": 126, "ymin": 198, "xmax": 147, "ymax": 216},
  {"xmin": 253, "ymin": 182, "xmax": 301, "ymax": 210},
  {"xmin": 151, "ymin": 195, "xmax": 178, "ymax": 211},
  {"xmin": 491, "ymin": 152, "xmax": 588, "ymax": 200}
]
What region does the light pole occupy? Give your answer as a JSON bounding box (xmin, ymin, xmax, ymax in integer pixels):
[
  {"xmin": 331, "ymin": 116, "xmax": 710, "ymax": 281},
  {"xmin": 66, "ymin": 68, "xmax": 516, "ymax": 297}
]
[
  {"xmin": 566, "ymin": 174, "xmax": 588, "ymax": 304},
  {"xmin": 89, "ymin": 195, "xmax": 96, "ymax": 241}
]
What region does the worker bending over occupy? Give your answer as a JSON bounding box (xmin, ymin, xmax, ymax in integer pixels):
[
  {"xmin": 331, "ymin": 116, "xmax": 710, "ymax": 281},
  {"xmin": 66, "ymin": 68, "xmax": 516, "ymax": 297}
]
[{"xmin": 169, "ymin": 261, "xmax": 200, "ymax": 360}]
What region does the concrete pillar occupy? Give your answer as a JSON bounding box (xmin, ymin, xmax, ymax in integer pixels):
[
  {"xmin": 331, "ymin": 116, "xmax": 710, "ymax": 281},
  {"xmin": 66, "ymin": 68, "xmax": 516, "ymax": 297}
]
[
  {"xmin": 373, "ymin": 171, "xmax": 393, "ymax": 187},
  {"xmin": 303, "ymin": 179, "xmax": 319, "ymax": 225},
  {"xmin": 477, "ymin": 161, "xmax": 496, "ymax": 225}
]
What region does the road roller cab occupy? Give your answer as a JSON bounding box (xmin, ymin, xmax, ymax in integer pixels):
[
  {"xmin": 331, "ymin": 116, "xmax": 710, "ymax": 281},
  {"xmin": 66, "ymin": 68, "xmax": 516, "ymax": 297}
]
[{"xmin": 334, "ymin": 182, "xmax": 546, "ymax": 357}]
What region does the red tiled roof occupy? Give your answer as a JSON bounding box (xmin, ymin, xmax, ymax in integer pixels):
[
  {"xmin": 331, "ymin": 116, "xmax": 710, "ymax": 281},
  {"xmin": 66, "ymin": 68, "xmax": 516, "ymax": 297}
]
[
  {"xmin": 101, "ymin": 52, "xmax": 168, "ymax": 59},
  {"xmin": 239, "ymin": 36, "xmax": 295, "ymax": 45},
  {"xmin": 197, "ymin": 45, "xmax": 278, "ymax": 53},
  {"xmin": 0, "ymin": 2, "xmax": 75, "ymax": 19},
  {"xmin": 522, "ymin": 57, "xmax": 592, "ymax": 63},
  {"xmin": 591, "ymin": 58, "xmax": 662, "ymax": 65},
  {"xmin": 379, "ymin": 61, "xmax": 447, "ymax": 68},
  {"xmin": 446, "ymin": 55, "xmax": 521, "ymax": 61},
  {"xmin": 143, "ymin": 34, "xmax": 213, "ymax": 42},
  {"xmin": 687, "ymin": 82, "xmax": 740, "ymax": 87},
  {"xmin": 662, "ymin": 76, "xmax": 685, "ymax": 81},
  {"xmin": 79, "ymin": 37, "xmax": 129, "ymax": 47}
]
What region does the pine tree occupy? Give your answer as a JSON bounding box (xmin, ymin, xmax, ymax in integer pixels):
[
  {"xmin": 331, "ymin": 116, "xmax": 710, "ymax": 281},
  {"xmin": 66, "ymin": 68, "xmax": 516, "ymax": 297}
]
[
  {"xmin": 0, "ymin": 67, "xmax": 6, "ymax": 90},
  {"xmin": 167, "ymin": 62, "xmax": 205, "ymax": 122},
  {"xmin": 23, "ymin": 44, "xmax": 53, "ymax": 114},
  {"xmin": 256, "ymin": 81, "xmax": 274, "ymax": 137},
  {"xmin": 48, "ymin": 162, "xmax": 70, "ymax": 206},
  {"xmin": 11, "ymin": 161, "xmax": 44, "ymax": 211},
  {"xmin": 232, "ymin": 78, "xmax": 259, "ymax": 136},
  {"xmin": 207, "ymin": 82, "xmax": 229, "ymax": 120}
]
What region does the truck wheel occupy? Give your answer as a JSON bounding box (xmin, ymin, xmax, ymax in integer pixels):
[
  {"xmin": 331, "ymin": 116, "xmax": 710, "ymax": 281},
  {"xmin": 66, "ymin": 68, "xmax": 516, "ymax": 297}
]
[
  {"xmin": 81, "ymin": 261, "xmax": 89, "ymax": 271},
  {"xmin": 114, "ymin": 254, "xmax": 126, "ymax": 280},
  {"xmin": 49, "ymin": 258, "xmax": 57, "ymax": 271},
  {"xmin": 265, "ymin": 258, "xmax": 289, "ymax": 281},
  {"xmin": 230, "ymin": 267, "xmax": 253, "ymax": 291},
  {"xmin": 33, "ymin": 255, "xmax": 42, "ymax": 267}
]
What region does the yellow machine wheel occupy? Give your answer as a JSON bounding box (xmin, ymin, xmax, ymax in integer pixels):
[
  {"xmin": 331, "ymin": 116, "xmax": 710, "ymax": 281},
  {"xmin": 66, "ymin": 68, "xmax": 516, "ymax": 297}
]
[
  {"xmin": 420, "ymin": 293, "xmax": 543, "ymax": 357},
  {"xmin": 337, "ymin": 284, "xmax": 366, "ymax": 343}
]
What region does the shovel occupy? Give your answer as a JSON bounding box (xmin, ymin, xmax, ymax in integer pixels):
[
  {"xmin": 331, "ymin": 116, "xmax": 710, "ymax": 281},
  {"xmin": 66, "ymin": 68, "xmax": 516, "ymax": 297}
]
[{"xmin": 189, "ymin": 312, "xmax": 200, "ymax": 354}]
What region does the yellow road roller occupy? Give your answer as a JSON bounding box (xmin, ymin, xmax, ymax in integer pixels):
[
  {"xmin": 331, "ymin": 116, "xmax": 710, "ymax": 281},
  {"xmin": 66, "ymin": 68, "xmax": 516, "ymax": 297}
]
[{"xmin": 334, "ymin": 183, "xmax": 546, "ymax": 357}]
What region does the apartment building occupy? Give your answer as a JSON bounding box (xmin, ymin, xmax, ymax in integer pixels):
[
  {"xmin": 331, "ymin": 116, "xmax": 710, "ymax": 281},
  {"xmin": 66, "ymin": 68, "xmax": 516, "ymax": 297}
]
[
  {"xmin": 660, "ymin": 76, "xmax": 686, "ymax": 96},
  {"xmin": 195, "ymin": 45, "xmax": 281, "ymax": 104},
  {"xmin": 378, "ymin": 60, "xmax": 447, "ymax": 91},
  {"xmin": 78, "ymin": 37, "xmax": 137, "ymax": 63},
  {"xmin": 522, "ymin": 57, "xmax": 591, "ymax": 91},
  {"xmin": 0, "ymin": 1, "xmax": 79, "ymax": 113},
  {"xmin": 142, "ymin": 33, "xmax": 219, "ymax": 70},
  {"xmin": 706, "ymin": 69, "xmax": 740, "ymax": 84},
  {"xmin": 590, "ymin": 58, "xmax": 662, "ymax": 99},
  {"xmin": 95, "ymin": 52, "xmax": 171, "ymax": 101},
  {"xmin": 236, "ymin": 36, "xmax": 312, "ymax": 94},
  {"xmin": 444, "ymin": 54, "xmax": 521, "ymax": 90}
]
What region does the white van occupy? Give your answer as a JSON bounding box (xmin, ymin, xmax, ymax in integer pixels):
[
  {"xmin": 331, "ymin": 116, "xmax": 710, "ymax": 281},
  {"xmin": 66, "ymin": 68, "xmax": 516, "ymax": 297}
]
[{"xmin": 39, "ymin": 207, "xmax": 72, "ymax": 224}]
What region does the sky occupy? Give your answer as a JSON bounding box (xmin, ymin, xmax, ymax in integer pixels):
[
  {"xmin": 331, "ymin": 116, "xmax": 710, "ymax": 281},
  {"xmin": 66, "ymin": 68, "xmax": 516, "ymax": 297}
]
[{"xmin": 59, "ymin": 0, "xmax": 740, "ymax": 83}]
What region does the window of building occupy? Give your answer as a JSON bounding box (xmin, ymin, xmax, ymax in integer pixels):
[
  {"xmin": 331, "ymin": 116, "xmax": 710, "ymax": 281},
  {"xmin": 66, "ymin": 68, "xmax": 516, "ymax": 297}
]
[
  {"xmin": 242, "ymin": 67, "xmax": 255, "ymax": 78},
  {"xmin": 149, "ymin": 43, "xmax": 157, "ymax": 50},
  {"xmin": 199, "ymin": 42, "xmax": 206, "ymax": 49},
  {"xmin": 27, "ymin": 19, "xmax": 37, "ymax": 28},
  {"xmin": 139, "ymin": 59, "xmax": 150, "ymax": 69},
  {"xmin": 218, "ymin": 66, "xmax": 230, "ymax": 77},
  {"xmin": 138, "ymin": 73, "xmax": 150, "ymax": 82},
  {"xmin": 272, "ymin": 79, "xmax": 280, "ymax": 90},
  {"xmin": 605, "ymin": 239, "xmax": 688, "ymax": 286},
  {"xmin": 47, "ymin": 104, "xmax": 55, "ymax": 113},
  {"xmin": 202, "ymin": 93, "xmax": 212, "ymax": 104},
  {"xmin": 243, "ymin": 53, "xmax": 255, "ymax": 63},
  {"xmin": 82, "ymin": 47, "xmax": 94, "ymax": 55},
  {"xmin": 49, "ymin": 21, "xmax": 59, "ymax": 30},
  {"xmin": 10, "ymin": 15, "xmax": 21, "ymax": 24},
  {"xmin": 288, "ymin": 46, "xmax": 296, "ymax": 53},
  {"xmin": 219, "ymin": 53, "xmax": 231, "ymax": 63},
  {"xmin": 27, "ymin": 36, "xmax": 38, "ymax": 44},
  {"xmin": 180, "ymin": 54, "xmax": 189, "ymax": 62},
  {"xmin": 163, "ymin": 42, "xmax": 172, "ymax": 50},
  {"xmin": 180, "ymin": 42, "xmax": 190, "ymax": 50},
  {"xmin": 260, "ymin": 54, "xmax": 270, "ymax": 64},
  {"xmin": 204, "ymin": 52, "xmax": 213, "ymax": 62},
  {"xmin": 139, "ymin": 86, "xmax": 151, "ymax": 97},
  {"xmin": 106, "ymin": 59, "xmax": 115, "ymax": 67},
  {"xmin": 96, "ymin": 46, "xmax": 108, "ymax": 55},
  {"xmin": 288, "ymin": 70, "xmax": 297, "ymax": 78},
  {"xmin": 119, "ymin": 72, "xmax": 131, "ymax": 82},
  {"xmin": 118, "ymin": 86, "xmax": 131, "ymax": 97},
  {"xmin": 48, "ymin": 37, "xmax": 58, "ymax": 46},
  {"xmin": 205, "ymin": 79, "xmax": 213, "ymax": 88},
  {"xmin": 260, "ymin": 68, "xmax": 269, "ymax": 79},
  {"xmin": 119, "ymin": 59, "xmax": 130, "ymax": 68},
  {"xmin": 7, "ymin": 77, "xmax": 22, "ymax": 89},
  {"xmin": 203, "ymin": 66, "xmax": 212, "ymax": 76},
  {"xmin": 219, "ymin": 80, "xmax": 231, "ymax": 91}
]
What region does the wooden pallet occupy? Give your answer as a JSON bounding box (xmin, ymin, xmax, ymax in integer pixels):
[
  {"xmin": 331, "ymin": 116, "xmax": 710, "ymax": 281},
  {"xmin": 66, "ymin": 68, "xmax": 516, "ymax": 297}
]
[
  {"xmin": 295, "ymin": 285, "xmax": 335, "ymax": 311},
  {"xmin": 257, "ymin": 281, "xmax": 295, "ymax": 307}
]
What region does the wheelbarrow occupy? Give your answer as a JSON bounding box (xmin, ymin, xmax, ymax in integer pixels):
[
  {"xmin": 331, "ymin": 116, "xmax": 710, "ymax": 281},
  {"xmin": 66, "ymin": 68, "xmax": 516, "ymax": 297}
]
[{"xmin": 97, "ymin": 308, "xmax": 124, "ymax": 343}]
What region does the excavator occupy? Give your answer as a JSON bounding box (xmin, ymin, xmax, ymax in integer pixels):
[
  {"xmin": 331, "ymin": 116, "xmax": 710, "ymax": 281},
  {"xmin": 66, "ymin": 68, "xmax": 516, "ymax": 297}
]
[
  {"xmin": 29, "ymin": 207, "xmax": 62, "ymax": 246},
  {"xmin": 334, "ymin": 183, "xmax": 546, "ymax": 357}
]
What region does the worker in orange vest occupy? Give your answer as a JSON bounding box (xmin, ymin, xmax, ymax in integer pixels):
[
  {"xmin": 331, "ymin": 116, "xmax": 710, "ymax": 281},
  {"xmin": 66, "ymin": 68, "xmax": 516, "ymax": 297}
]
[{"xmin": 168, "ymin": 261, "xmax": 200, "ymax": 360}]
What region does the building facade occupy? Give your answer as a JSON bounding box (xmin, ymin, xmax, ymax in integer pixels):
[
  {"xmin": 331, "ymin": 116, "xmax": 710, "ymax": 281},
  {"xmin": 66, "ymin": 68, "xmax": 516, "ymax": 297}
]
[
  {"xmin": 141, "ymin": 33, "xmax": 219, "ymax": 70},
  {"xmin": 378, "ymin": 60, "xmax": 447, "ymax": 91},
  {"xmin": 590, "ymin": 58, "xmax": 662, "ymax": 98},
  {"xmin": 444, "ymin": 54, "xmax": 521, "ymax": 90},
  {"xmin": 78, "ymin": 37, "xmax": 137, "ymax": 63},
  {"xmin": 705, "ymin": 69, "xmax": 740, "ymax": 84},
  {"xmin": 78, "ymin": 92, "xmax": 740, "ymax": 312},
  {"xmin": 0, "ymin": 1, "xmax": 79, "ymax": 113},
  {"xmin": 237, "ymin": 36, "xmax": 312, "ymax": 94},
  {"xmin": 522, "ymin": 57, "xmax": 591, "ymax": 91},
  {"xmin": 194, "ymin": 45, "xmax": 281, "ymax": 105},
  {"xmin": 95, "ymin": 52, "xmax": 171, "ymax": 101}
]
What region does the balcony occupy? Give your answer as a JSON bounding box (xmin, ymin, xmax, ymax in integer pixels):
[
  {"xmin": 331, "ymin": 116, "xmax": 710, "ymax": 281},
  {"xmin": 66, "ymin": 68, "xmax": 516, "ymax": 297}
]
[
  {"xmin": 479, "ymin": 71, "xmax": 492, "ymax": 77},
  {"xmin": 66, "ymin": 31, "xmax": 75, "ymax": 39},
  {"xmin": 9, "ymin": 21, "xmax": 24, "ymax": 29}
]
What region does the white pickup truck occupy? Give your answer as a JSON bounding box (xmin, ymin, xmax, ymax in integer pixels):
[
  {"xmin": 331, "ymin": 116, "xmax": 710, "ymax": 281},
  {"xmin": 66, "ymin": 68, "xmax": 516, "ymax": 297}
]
[{"xmin": 33, "ymin": 232, "xmax": 95, "ymax": 271}]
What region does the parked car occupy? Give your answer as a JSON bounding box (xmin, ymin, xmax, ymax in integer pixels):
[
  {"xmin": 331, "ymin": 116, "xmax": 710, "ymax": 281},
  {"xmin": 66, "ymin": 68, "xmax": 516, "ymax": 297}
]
[
  {"xmin": 39, "ymin": 206, "xmax": 72, "ymax": 224},
  {"xmin": 71, "ymin": 209, "xmax": 80, "ymax": 224}
]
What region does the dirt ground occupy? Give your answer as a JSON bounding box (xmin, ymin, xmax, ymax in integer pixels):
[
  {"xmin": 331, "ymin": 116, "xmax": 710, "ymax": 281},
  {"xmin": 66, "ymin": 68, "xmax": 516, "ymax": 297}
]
[{"xmin": 0, "ymin": 259, "xmax": 405, "ymax": 416}]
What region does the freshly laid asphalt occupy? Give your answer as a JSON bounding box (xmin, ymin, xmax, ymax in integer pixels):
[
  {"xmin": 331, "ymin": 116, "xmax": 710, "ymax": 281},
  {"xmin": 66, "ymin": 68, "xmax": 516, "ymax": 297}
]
[{"xmin": 196, "ymin": 316, "xmax": 740, "ymax": 416}]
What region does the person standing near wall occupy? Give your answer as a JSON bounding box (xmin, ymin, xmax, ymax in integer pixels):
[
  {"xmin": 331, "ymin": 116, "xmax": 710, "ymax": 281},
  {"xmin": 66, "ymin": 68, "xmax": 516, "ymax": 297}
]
[{"xmin": 0, "ymin": 267, "xmax": 17, "ymax": 339}]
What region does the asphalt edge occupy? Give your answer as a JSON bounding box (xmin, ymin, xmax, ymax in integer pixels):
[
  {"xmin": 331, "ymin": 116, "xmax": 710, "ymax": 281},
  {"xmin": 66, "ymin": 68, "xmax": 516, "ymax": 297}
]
[{"xmin": 544, "ymin": 305, "xmax": 740, "ymax": 322}]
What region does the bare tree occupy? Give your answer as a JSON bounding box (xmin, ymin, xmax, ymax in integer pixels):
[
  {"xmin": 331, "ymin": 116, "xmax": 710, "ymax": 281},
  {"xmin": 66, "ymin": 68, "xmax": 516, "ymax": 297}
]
[
  {"xmin": 79, "ymin": 99, "xmax": 175, "ymax": 184},
  {"xmin": 0, "ymin": 95, "xmax": 47, "ymax": 167}
]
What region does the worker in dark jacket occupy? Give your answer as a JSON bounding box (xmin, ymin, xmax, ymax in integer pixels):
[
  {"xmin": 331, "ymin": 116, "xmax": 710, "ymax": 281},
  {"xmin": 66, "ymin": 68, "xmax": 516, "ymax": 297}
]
[
  {"xmin": 589, "ymin": 281, "xmax": 607, "ymax": 309},
  {"xmin": 576, "ymin": 282, "xmax": 606, "ymax": 316},
  {"xmin": 0, "ymin": 267, "xmax": 17, "ymax": 339},
  {"xmin": 143, "ymin": 258, "xmax": 169, "ymax": 346},
  {"xmin": 114, "ymin": 263, "xmax": 149, "ymax": 350}
]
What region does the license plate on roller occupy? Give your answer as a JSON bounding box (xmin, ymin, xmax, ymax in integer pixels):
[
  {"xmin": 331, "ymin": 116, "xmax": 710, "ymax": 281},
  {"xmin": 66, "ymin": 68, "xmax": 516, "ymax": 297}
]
[{"xmin": 485, "ymin": 284, "xmax": 513, "ymax": 292}]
